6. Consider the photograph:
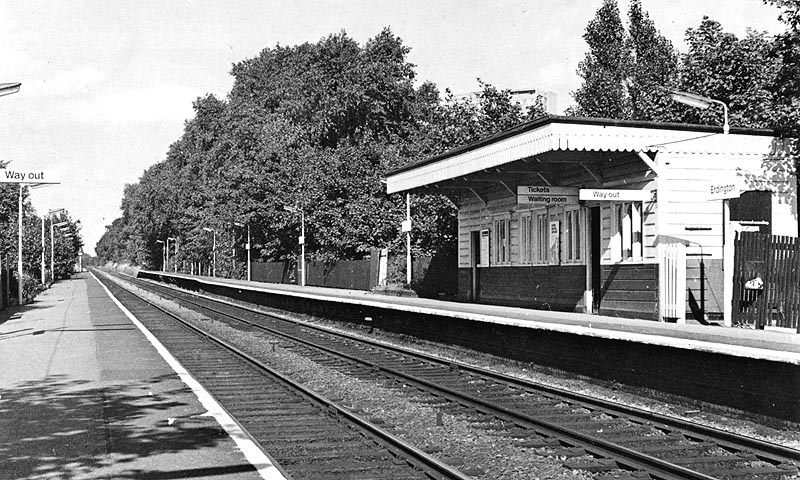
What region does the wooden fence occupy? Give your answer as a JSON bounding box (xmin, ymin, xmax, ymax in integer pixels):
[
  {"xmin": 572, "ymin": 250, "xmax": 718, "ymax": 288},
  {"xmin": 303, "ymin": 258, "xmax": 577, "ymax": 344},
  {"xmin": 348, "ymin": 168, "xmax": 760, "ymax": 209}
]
[{"xmin": 732, "ymin": 232, "xmax": 800, "ymax": 331}]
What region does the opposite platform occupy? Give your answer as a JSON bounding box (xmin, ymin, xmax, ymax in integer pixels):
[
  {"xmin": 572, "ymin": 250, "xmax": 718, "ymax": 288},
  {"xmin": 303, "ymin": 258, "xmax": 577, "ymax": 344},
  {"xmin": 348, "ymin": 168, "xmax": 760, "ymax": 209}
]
[
  {"xmin": 139, "ymin": 270, "xmax": 800, "ymax": 364},
  {"xmin": 0, "ymin": 272, "xmax": 283, "ymax": 480},
  {"xmin": 137, "ymin": 270, "xmax": 800, "ymax": 421}
]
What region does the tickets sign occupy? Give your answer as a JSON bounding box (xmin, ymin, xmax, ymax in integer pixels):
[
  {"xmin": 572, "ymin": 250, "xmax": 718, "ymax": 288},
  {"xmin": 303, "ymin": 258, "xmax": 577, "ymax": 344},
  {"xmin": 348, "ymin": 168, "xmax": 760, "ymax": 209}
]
[{"xmin": 517, "ymin": 186, "xmax": 579, "ymax": 206}]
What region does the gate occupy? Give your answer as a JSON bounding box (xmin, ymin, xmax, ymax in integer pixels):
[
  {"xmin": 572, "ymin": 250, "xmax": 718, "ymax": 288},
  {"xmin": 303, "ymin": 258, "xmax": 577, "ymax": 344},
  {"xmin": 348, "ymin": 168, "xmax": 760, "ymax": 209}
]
[
  {"xmin": 659, "ymin": 242, "xmax": 686, "ymax": 322},
  {"xmin": 732, "ymin": 232, "xmax": 800, "ymax": 331}
]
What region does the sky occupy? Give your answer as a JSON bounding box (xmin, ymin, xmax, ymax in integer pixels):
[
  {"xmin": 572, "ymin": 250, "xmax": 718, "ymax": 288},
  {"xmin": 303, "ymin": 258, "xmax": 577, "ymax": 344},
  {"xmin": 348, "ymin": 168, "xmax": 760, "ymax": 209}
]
[{"xmin": 0, "ymin": 0, "xmax": 787, "ymax": 255}]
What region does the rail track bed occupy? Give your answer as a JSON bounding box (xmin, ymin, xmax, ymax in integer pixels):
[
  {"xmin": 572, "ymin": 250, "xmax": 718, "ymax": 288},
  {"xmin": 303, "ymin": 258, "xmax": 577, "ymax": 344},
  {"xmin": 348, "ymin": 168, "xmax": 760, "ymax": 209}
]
[
  {"xmin": 99, "ymin": 269, "xmax": 800, "ymax": 480},
  {"xmin": 95, "ymin": 271, "xmax": 472, "ymax": 480}
]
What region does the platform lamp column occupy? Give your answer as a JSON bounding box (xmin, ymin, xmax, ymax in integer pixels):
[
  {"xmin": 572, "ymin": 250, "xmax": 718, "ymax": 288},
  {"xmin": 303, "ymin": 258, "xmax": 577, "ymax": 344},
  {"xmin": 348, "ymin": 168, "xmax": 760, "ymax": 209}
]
[
  {"xmin": 17, "ymin": 184, "xmax": 22, "ymax": 305},
  {"xmin": 234, "ymin": 221, "xmax": 250, "ymax": 281},
  {"xmin": 40, "ymin": 216, "xmax": 44, "ymax": 284},
  {"xmin": 44, "ymin": 209, "xmax": 65, "ymax": 284},
  {"xmin": 166, "ymin": 237, "xmax": 176, "ymax": 272},
  {"xmin": 669, "ymin": 90, "xmax": 733, "ymax": 326},
  {"xmin": 51, "ymin": 220, "xmax": 69, "ymax": 281},
  {"xmin": 283, "ymin": 206, "xmax": 305, "ymax": 286},
  {"xmin": 202, "ymin": 227, "xmax": 216, "ymax": 277},
  {"xmin": 1, "ymin": 83, "xmax": 20, "ymax": 301},
  {"xmin": 403, "ymin": 193, "xmax": 412, "ymax": 285},
  {"xmin": 155, "ymin": 240, "xmax": 164, "ymax": 271}
]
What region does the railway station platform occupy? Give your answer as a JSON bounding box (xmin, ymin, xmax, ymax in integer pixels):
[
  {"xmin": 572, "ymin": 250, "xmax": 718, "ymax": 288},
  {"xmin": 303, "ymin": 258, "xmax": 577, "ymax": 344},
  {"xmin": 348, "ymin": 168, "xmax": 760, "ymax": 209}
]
[
  {"xmin": 137, "ymin": 270, "xmax": 800, "ymax": 423},
  {"xmin": 0, "ymin": 272, "xmax": 283, "ymax": 480}
]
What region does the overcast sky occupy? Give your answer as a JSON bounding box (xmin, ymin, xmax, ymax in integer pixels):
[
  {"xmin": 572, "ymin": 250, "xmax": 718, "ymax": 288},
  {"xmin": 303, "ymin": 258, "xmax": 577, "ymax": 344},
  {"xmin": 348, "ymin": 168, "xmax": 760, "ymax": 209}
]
[{"xmin": 0, "ymin": 0, "xmax": 786, "ymax": 255}]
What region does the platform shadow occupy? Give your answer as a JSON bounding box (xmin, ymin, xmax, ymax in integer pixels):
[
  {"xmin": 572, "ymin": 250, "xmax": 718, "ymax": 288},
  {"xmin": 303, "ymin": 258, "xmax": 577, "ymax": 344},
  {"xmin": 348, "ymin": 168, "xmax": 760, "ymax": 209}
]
[{"xmin": 0, "ymin": 374, "xmax": 256, "ymax": 479}]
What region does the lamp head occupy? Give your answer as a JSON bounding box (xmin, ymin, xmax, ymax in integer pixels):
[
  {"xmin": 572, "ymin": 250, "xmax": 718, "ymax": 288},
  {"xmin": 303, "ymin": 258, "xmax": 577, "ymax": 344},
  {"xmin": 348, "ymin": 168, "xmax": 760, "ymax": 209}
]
[
  {"xmin": 669, "ymin": 90, "xmax": 712, "ymax": 110},
  {"xmin": 0, "ymin": 83, "xmax": 21, "ymax": 97}
]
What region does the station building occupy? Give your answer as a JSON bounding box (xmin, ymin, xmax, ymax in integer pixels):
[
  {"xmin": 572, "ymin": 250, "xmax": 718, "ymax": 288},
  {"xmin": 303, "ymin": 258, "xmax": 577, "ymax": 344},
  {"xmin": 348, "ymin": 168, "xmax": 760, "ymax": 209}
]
[{"xmin": 386, "ymin": 116, "xmax": 798, "ymax": 322}]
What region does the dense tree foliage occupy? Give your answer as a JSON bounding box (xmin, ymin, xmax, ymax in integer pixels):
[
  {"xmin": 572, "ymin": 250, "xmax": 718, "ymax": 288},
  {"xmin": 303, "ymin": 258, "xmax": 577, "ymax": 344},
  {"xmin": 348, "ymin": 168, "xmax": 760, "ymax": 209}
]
[
  {"xmin": 571, "ymin": 0, "xmax": 799, "ymax": 132},
  {"xmin": 571, "ymin": 0, "xmax": 632, "ymax": 118},
  {"xmin": 96, "ymin": 29, "xmax": 543, "ymax": 277},
  {"xmin": 100, "ymin": 4, "xmax": 800, "ymax": 278}
]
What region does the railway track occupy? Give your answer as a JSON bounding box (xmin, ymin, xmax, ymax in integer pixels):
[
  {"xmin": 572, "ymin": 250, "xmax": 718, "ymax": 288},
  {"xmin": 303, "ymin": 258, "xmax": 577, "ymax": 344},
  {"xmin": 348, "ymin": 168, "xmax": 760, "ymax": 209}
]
[
  {"xmin": 94, "ymin": 271, "xmax": 474, "ymax": 480},
  {"xmin": 100, "ymin": 269, "xmax": 800, "ymax": 479}
]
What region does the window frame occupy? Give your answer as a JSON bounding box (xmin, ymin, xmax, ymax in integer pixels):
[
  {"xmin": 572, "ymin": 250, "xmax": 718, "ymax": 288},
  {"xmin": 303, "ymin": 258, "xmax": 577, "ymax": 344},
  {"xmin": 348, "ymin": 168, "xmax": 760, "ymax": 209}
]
[
  {"xmin": 563, "ymin": 206, "xmax": 584, "ymax": 264},
  {"xmin": 492, "ymin": 215, "xmax": 511, "ymax": 265},
  {"xmin": 612, "ymin": 201, "xmax": 643, "ymax": 262}
]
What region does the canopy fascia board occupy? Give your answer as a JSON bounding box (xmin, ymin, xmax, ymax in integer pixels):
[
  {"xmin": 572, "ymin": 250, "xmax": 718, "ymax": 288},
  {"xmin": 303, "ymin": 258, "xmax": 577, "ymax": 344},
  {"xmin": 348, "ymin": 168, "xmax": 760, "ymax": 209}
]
[{"xmin": 386, "ymin": 122, "xmax": 680, "ymax": 194}]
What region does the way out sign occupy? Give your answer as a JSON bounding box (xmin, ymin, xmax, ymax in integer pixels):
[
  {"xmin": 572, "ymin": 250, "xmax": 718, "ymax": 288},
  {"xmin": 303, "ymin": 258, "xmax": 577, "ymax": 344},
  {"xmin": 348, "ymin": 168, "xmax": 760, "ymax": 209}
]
[{"xmin": 0, "ymin": 169, "xmax": 61, "ymax": 184}]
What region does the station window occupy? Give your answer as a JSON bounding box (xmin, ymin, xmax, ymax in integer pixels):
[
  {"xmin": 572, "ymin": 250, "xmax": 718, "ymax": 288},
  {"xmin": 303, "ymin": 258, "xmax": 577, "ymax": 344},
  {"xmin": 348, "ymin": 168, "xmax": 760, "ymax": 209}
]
[
  {"xmin": 520, "ymin": 210, "xmax": 553, "ymax": 265},
  {"xmin": 493, "ymin": 217, "xmax": 510, "ymax": 264},
  {"xmin": 564, "ymin": 207, "xmax": 582, "ymax": 263},
  {"xmin": 534, "ymin": 211, "xmax": 549, "ymax": 264},
  {"xmin": 615, "ymin": 202, "xmax": 642, "ymax": 261},
  {"xmin": 520, "ymin": 213, "xmax": 533, "ymax": 264}
]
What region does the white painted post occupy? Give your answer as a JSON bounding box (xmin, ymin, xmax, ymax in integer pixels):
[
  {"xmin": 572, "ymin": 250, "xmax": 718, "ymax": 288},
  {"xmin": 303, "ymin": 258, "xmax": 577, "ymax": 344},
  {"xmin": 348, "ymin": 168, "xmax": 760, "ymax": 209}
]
[
  {"xmin": 406, "ymin": 193, "xmax": 412, "ymax": 285},
  {"xmin": 17, "ymin": 185, "xmax": 23, "ymax": 305}
]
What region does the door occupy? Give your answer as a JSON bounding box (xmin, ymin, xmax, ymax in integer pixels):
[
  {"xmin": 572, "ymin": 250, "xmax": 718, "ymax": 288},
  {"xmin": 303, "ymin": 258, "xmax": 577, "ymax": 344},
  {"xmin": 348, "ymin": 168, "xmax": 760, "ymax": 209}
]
[
  {"xmin": 470, "ymin": 230, "xmax": 481, "ymax": 301},
  {"xmin": 590, "ymin": 207, "xmax": 602, "ymax": 313}
]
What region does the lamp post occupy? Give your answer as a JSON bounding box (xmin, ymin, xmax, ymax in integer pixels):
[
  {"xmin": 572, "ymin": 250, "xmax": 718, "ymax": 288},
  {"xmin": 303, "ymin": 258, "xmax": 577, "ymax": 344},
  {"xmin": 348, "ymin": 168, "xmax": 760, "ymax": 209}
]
[
  {"xmin": 155, "ymin": 240, "xmax": 165, "ymax": 271},
  {"xmin": 234, "ymin": 221, "xmax": 251, "ymax": 281},
  {"xmin": 669, "ymin": 90, "xmax": 734, "ymax": 326},
  {"xmin": 42, "ymin": 209, "xmax": 65, "ymax": 284},
  {"xmin": 1, "ymin": 82, "xmax": 20, "ymax": 302},
  {"xmin": 404, "ymin": 194, "xmax": 412, "ymax": 285},
  {"xmin": 166, "ymin": 237, "xmax": 176, "ymax": 272},
  {"xmin": 202, "ymin": 227, "xmax": 216, "ymax": 277},
  {"xmin": 283, "ymin": 206, "xmax": 305, "ymax": 286},
  {"xmin": 17, "ymin": 185, "xmax": 22, "ymax": 305},
  {"xmin": 40, "ymin": 217, "xmax": 44, "ymax": 284},
  {"xmin": 51, "ymin": 220, "xmax": 69, "ymax": 281}
]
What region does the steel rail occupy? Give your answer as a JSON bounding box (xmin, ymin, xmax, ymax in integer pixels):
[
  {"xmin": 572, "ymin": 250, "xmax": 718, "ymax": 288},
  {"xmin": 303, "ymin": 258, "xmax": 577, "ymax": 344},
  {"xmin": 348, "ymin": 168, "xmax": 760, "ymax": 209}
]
[
  {"xmin": 130, "ymin": 273, "xmax": 800, "ymax": 467},
  {"xmin": 96, "ymin": 269, "xmax": 474, "ymax": 480},
  {"xmin": 123, "ymin": 276, "xmax": 722, "ymax": 479}
]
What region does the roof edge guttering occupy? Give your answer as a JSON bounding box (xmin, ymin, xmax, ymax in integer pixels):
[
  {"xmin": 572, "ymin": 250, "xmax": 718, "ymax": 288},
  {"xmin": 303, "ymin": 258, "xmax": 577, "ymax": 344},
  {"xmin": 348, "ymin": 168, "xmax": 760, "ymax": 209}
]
[{"xmin": 386, "ymin": 115, "xmax": 777, "ymax": 189}]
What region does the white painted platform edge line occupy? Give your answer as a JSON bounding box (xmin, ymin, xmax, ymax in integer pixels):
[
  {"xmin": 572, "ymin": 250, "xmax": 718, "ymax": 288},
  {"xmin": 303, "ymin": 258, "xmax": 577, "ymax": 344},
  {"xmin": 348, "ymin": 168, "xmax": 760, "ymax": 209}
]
[{"xmin": 90, "ymin": 272, "xmax": 287, "ymax": 480}]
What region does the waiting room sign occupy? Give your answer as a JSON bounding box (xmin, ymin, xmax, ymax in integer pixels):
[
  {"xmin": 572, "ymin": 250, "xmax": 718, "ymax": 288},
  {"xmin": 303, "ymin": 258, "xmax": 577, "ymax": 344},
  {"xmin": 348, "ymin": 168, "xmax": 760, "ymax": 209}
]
[{"xmin": 517, "ymin": 186, "xmax": 579, "ymax": 206}]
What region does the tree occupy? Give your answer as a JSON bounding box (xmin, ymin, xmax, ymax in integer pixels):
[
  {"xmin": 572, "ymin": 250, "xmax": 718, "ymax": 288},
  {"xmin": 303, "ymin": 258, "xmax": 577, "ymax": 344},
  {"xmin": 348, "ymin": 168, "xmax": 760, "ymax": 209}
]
[
  {"xmin": 571, "ymin": 0, "xmax": 632, "ymax": 118},
  {"xmin": 96, "ymin": 29, "xmax": 542, "ymax": 276},
  {"xmin": 626, "ymin": 0, "xmax": 680, "ymax": 121},
  {"xmin": 570, "ymin": 0, "xmax": 680, "ymax": 120},
  {"xmin": 765, "ymin": 0, "xmax": 800, "ymax": 131},
  {"xmin": 677, "ymin": 17, "xmax": 782, "ymax": 129}
]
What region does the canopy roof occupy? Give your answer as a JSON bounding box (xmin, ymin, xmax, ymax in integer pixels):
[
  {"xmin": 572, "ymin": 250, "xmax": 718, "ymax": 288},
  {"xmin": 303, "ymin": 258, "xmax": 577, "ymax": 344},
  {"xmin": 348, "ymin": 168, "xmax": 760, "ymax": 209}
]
[{"xmin": 386, "ymin": 115, "xmax": 775, "ymax": 195}]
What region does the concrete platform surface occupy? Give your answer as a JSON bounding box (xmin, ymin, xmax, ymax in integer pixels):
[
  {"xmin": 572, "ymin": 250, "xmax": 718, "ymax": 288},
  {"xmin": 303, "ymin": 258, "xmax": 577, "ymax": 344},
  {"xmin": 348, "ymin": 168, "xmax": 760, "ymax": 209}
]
[{"xmin": 0, "ymin": 272, "xmax": 283, "ymax": 480}]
